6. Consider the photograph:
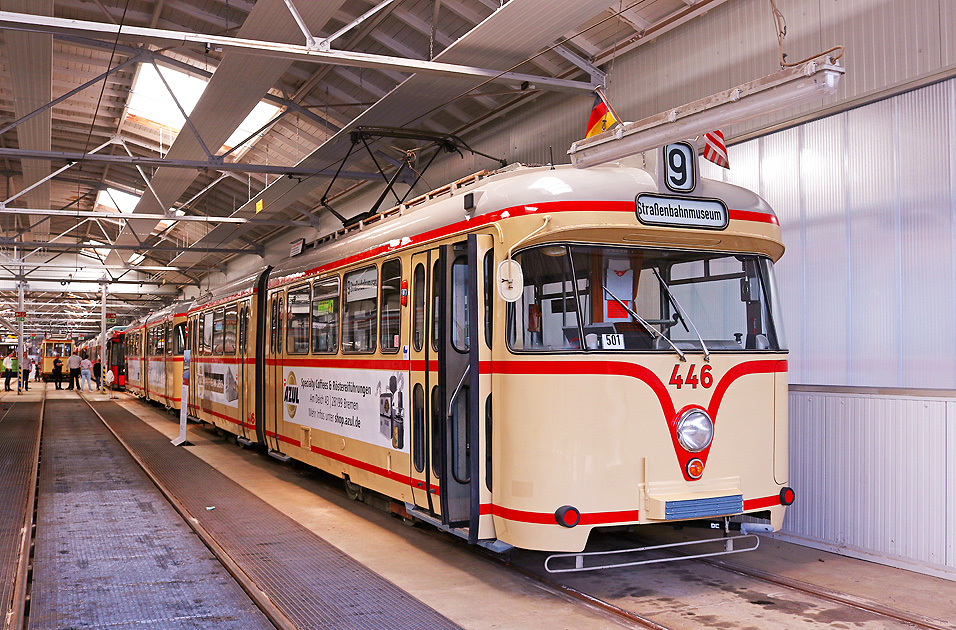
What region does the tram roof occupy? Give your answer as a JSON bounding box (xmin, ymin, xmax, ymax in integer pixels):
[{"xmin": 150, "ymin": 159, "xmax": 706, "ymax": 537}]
[{"xmin": 267, "ymin": 162, "xmax": 779, "ymax": 286}]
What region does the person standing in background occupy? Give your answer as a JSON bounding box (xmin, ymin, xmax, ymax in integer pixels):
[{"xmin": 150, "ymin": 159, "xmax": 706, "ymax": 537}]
[
  {"xmin": 21, "ymin": 357, "xmax": 31, "ymax": 391},
  {"xmin": 93, "ymin": 358, "xmax": 101, "ymax": 389},
  {"xmin": 52, "ymin": 353, "xmax": 63, "ymax": 390},
  {"xmin": 67, "ymin": 349, "xmax": 81, "ymax": 390},
  {"xmin": 80, "ymin": 354, "xmax": 94, "ymax": 391},
  {"xmin": 3, "ymin": 351, "xmax": 13, "ymax": 391}
]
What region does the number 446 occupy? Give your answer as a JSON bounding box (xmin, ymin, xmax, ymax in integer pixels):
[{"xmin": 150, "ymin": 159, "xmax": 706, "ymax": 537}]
[{"xmin": 669, "ymin": 364, "xmax": 713, "ymax": 389}]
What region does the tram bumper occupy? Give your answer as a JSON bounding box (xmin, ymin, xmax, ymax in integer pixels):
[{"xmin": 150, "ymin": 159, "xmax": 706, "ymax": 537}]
[{"xmin": 644, "ymin": 478, "xmax": 743, "ymax": 521}]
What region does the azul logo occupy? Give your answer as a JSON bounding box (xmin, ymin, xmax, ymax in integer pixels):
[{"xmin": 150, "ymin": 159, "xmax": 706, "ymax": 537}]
[{"xmin": 284, "ymin": 371, "xmax": 299, "ymax": 418}]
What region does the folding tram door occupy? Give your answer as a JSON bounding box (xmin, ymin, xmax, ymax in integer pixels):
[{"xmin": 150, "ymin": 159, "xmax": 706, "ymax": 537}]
[
  {"xmin": 408, "ymin": 234, "xmax": 492, "ymax": 543},
  {"xmin": 267, "ymin": 291, "xmax": 287, "ymax": 459}
]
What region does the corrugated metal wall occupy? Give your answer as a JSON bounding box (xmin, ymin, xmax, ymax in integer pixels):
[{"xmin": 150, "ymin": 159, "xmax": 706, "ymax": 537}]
[
  {"xmin": 785, "ymin": 389, "xmax": 956, "ymax": 578},
  {"xmin": 702, "ymin": 77, "xmax": 956, "ymax": 578}
]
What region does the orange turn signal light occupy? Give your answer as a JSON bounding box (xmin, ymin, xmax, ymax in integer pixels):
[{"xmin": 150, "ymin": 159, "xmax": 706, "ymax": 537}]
[{"xmin": 686, "ymin": 458, "xmax": 704, "ymax": 480}]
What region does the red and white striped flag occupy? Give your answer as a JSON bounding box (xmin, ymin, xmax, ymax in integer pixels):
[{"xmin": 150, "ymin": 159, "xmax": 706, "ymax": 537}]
[{"xmin": 702, "ymin": 130, "xmax": 729, "ymax": 169}]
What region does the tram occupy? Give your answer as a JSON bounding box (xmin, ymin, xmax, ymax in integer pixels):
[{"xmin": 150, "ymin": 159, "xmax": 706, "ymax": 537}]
[
  {"xmin": 126, "ymin": 303, "xmax": 188, "ymax": 408},
  {"xmin": 39, "ymin": 338, "xmax": 73, "ymax": 381},
  {"xmin": 177, "ymin": 157, "xmax": 792, "ymax": 556},
  {"xmin": 75, "ymin": 327, "xmax": 127, "ymax": 389}
]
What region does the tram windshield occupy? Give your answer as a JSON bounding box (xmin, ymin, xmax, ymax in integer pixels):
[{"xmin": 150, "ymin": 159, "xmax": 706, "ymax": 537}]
[{"xmin": 507, "ymin": 245, "xmax": 786, "ymax": 353}]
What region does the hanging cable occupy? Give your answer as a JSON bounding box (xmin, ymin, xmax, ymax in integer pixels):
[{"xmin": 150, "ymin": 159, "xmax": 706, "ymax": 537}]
[{"xmin": 769, "ymin": 0, "xmax": 843, "ymax": 67}]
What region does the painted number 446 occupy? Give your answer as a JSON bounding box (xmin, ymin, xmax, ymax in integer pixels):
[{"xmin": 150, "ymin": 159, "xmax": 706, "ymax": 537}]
[{"xmin": 669, "ymin": 364, "xmax": 713, "ymax": 389}]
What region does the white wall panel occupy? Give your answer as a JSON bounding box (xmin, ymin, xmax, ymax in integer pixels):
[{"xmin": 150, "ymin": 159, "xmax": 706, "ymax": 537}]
[
  {"xmin": 727, "ymin": 77, "xmax": 956, "ymax": 388},
  {"xmin": 897, "ymin": 83, "xmax": 956, "ymax": 388},
  {"xmin": 845, "ymin": 97, "xmax": 900, "ymax": 387},
  {"xmin": 784, "ymin": 390, "xmax": 955, "ymax": 578}
]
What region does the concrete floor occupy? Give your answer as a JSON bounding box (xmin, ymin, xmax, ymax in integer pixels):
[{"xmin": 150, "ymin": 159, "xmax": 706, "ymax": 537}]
[{"xmin": 10, "ymin": 384, "xmax": 956, "ymax": 629}]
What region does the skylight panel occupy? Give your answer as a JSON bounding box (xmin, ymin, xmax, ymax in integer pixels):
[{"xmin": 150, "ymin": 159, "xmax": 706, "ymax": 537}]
[
  {"xmin": 225, "ymin": 101, "xmax": 282, "ymax": 150},
  {"xmin": 127, "ymin": 63, "xmax": 207, "ymax": 130},
  {"xmin": 96, "ymin": 188, "xmax": 141, "ymax": 213}
]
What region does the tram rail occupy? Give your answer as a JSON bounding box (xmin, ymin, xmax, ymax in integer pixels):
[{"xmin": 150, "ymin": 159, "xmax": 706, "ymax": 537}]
[
  {"xmin": 75, "ymin": 392, "xmax": 297, "ymax": 630},
  {"xmin": 700, "ymin": 556, "xmax": 956, "ymax": 630},
  {"xmin": 5, "ymin": 389, "xmax": 44, "ymax": 630}
]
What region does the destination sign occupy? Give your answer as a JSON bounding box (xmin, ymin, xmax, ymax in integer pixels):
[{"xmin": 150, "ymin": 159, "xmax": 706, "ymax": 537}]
[{"xmin": 635, "ymin": 193, "xmax": 728, "ymax": 230}]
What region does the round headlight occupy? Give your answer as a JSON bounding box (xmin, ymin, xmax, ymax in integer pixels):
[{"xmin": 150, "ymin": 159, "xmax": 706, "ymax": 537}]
[{"xmin": 676, "ymin": 408, "xmax": 714, "ymax": 452}]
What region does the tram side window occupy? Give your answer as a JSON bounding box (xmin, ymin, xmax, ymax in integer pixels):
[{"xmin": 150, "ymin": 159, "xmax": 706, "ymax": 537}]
[
  {"xmin": 451, "ymin": 256, "xmax": 469, "ymax": 352},
  {"xmin": 212, "ymin": 309, "xmax": 224, "ymax": 354},
  {"xmin": 484, "ymin": 249, "xmax": 493, "ymax": 349},
  {"xmin": 237, "ymin": 306, "xmax": 246, "ymax": 353},
  {"xmin": 270, "ymin": 297, "xmax": 278, "ymax": 354},
  {"xmin": 202, "ymin": 311, "xmax": 214, "ymax": 355},
  {"xmin": 172, "ymin": 322, "xmax": 187, "ymax": 356},
  {"xmin": 312, "ymin": 277, "xmax": 339, "ymax": 354},
  {"xmin": 413, "ymin": 263, "xmax": 425, "ymax": 352},
  {"xmin": 380, "ymin": 259, "xmax": 401, "ymax": 353},
  {"xmin": 287, "ymin": 285, "xmax": 311, "ymax": 354},
  {"xmin": 158, "ymin": 324, "xmax": 167, "ymax": 355},
  {"xmin": 507, "ymin": 246, "xmax": 581, "ymax": 351},
  {"xmin": 223, "ymin": 305, "xmax": 238, "ymax": 355},
  {"xmin": 431, "ymin": 259, "xmax": 440, "ymax": 352},
  {"xmin": 342, "ymin": 266, "xmax": 377, "ymax": 354}
]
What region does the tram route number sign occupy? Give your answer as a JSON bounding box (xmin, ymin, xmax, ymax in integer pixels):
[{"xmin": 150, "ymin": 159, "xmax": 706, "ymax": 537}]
[
  {"xmin": 106, "ymin": 313, "xmax": 117, "ymax": 324},
  {"xmin": 14, "ymin": 311, "xmax": 25, "ymax": 322}
]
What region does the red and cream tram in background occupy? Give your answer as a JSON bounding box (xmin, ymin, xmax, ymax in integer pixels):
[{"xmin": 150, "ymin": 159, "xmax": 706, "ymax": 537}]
[
  {"xmin": 126, "ymin": 302, "xmax": 188, "ymax": 409},
  {"xmin": 76, "ymin": 327, "xmax": 127, "ymax": 389},
  {"xmin": 176, "ymin": 156, "xmax": 793, "ymax": 558}
]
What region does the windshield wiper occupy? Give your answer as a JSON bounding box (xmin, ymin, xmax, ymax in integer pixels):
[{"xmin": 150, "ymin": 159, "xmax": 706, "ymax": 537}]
[
  {"xmin": 652, "ymin": 269, "xmax": 710, "ymax": 362},
  {"xmin": 602, "ymin": 285, "xmax": 686, "ymax": 361}
]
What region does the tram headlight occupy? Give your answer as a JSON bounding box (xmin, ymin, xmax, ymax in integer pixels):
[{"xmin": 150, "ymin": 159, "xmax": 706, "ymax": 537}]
[{"xmin": 676, "ymin": 408, "xmax": 714, "ymax": 453}]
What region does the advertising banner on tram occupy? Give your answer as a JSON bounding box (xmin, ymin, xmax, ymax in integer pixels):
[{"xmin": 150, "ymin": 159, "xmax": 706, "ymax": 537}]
[
  {"xmin": 282, "ymin": 366, "xmax": 407, "ymax": 453},
  {"xmin": 196, "ymin": 360, "xmax": 240, "ymax": 408}
]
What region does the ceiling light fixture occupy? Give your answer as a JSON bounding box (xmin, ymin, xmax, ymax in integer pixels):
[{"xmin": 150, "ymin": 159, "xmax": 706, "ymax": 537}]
[{"xmin": 568, "ymin": 60, "xmax": 844, "ymax": 169}]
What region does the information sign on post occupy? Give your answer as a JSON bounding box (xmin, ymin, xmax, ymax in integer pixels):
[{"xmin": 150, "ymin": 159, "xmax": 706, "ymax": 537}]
[
  {"xmin": 14, "ymin": 311, "xmax": 26, "ymax": 322},
  {"xmin": 106, "ymin": 313, "xmax": 117, "ymax": 325}
]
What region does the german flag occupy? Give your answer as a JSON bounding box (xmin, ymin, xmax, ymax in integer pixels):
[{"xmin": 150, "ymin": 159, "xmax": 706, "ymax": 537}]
[{"xmin": 585, "ymin": 92, "xmax": 618, "ymax": 138}]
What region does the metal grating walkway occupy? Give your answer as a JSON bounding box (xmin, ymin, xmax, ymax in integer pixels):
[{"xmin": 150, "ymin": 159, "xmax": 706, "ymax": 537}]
[
  {"xmin": 29, "ymin": 399, "xmax": 274, "ymax": 630},
  {"xmin": 96, "ymin": 400, "xmax": 463, "ymax": 630},
  {"xmin": 0, "ymin": 401, "xmax": 41, "ymax": 624}
]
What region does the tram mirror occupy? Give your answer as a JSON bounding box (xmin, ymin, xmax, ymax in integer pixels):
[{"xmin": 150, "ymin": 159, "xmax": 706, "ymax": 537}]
[{"xmin": 497, "ymin": 260, "xmax": 523, "ymax": 303}]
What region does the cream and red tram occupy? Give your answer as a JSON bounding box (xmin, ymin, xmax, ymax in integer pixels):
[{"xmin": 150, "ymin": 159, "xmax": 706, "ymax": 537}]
[
  {"xmin": 184, "ymin": 161, "xmax": 791, "ymax": 558},
  {"xmin": 124, "ymin": 316, "xmax": 146, "ymax": 397},
  {"xmin": 126, "ymin": 303, "xmax": 189, "ymax": 409},
  {"xmin": 39, "ymin": 338, "xmax": 73, "ymax": 381}
]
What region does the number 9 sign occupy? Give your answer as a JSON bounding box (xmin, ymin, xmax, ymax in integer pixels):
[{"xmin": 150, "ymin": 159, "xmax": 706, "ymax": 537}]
[{"xmin": 662, "ymin": 141, "xmax": 696, "ymax": 194}]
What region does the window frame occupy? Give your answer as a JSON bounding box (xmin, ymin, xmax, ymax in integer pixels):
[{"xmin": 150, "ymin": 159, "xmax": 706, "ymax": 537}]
[
  {"xmin": 342, "ymin": 265, "xmax": 378, "ymax": 355},
  {"xmin": 311, "ymin": 276, "xmax": 340, "ymax": 355},
  {"xmin": 379, "ymin": 258, "xmax": 402, "ymax": 354},
  {"xmin": 286, "ymin": 283, "xmax": 312, "ymax": 355}
]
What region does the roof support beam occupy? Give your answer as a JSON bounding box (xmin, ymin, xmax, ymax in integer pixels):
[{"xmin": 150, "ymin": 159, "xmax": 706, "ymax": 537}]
[
  {"xmin": 0, "ymin": 207, "xmax": 314, "ymax": 227},
  {"xmin": 0, "ymin": 11, "xmax": 597, "ymax": 93},
  {"xmin": 0, "ymin": 240, "xmax": 260, "ymax": 255},
  {"xmin": 0, "ymin": 147, "xmax": 378, "ymax": 178}
]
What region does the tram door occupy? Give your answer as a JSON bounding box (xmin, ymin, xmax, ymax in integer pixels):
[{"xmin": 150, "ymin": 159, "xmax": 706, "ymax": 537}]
[
  {"xmin": 409, "ymin": 234, "xmax": 492, "ymax": 539},
  {"xmin": 267, "ymin": 292, "xmax": 284, "ymax": 453},
  {"xmin": 237, "ymin": 302, "xmax": 250, "ymax": 442},
  {"xmin": 188, "ymin": 315, "xmax": 198, "ymax": 417}
]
